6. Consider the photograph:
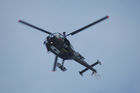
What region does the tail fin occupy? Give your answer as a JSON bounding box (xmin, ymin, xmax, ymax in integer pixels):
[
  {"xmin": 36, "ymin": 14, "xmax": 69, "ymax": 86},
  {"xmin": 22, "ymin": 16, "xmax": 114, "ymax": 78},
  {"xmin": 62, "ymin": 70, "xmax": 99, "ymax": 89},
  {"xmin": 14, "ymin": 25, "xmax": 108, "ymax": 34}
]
[{"xmin": 93, "ymin": 72, "xmax": 101, "ymax": 80}]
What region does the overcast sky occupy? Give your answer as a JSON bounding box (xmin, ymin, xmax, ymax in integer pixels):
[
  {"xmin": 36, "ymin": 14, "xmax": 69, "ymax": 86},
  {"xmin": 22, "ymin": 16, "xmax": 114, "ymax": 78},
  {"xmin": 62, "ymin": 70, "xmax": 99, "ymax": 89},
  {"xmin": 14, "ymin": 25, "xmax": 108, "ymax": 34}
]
[{"xmin": 0, "ymin": 0, "xmax": 140, "ymax": 93}]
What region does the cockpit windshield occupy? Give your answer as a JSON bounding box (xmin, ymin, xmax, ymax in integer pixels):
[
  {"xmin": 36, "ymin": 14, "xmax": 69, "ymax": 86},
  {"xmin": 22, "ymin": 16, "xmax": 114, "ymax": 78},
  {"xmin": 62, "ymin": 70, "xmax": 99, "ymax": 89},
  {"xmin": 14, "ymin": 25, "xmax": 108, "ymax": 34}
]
[
  {"xmin": 49, "ymin": 32, "xmax": 64, "ymax": 39},
  {"xmin": 46, "ymin": 32, "xmax": 74, "ymax": 49}
]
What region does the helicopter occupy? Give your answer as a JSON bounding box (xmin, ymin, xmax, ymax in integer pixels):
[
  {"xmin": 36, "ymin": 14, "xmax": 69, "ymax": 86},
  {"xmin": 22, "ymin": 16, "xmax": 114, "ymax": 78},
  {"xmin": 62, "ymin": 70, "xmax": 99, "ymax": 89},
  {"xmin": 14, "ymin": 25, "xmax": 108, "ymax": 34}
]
[{"xmin": 18, "ymin": 16, "xmax": 109, "ymax": 76}]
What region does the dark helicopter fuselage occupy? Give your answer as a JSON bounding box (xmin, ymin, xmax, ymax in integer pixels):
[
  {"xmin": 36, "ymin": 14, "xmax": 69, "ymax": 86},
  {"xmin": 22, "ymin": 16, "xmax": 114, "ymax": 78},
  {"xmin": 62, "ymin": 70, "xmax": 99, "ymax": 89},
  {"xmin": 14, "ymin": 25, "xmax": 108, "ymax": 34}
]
[{"xmin": 44, "ymin": 33, "xmax": 74, "ymax": 60}]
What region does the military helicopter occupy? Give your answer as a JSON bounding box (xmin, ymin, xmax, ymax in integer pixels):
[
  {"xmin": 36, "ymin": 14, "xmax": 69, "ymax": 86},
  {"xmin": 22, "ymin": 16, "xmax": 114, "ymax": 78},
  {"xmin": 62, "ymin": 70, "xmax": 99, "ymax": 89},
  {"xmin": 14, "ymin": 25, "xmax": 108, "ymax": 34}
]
[{"xmin": 18, "ymin": 16, "xmax": 109, "ymax": 76}]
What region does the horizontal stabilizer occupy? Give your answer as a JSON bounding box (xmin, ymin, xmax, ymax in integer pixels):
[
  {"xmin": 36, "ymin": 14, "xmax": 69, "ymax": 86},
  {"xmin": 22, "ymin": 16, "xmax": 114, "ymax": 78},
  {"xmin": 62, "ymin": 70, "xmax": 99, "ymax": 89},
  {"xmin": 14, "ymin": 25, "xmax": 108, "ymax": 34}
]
[{"xmin": 79, "ymin": 60, "xmax": 101, "ymax": 76}]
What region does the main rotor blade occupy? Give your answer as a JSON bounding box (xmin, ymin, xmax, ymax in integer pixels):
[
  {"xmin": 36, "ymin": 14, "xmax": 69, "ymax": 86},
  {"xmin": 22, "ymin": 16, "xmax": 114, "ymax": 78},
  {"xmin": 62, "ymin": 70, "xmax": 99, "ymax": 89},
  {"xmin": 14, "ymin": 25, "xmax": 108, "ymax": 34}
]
[
  {"xmin": 52, "ymin": 56, "xmax": 58, "ymax": 72},
  {"xmin": 67, "ymin": 16, "xmax": 109, "ymax": 36},
  {"xmin": 18, "ymin": 20, "xmax": 52, "ymax": 35}
]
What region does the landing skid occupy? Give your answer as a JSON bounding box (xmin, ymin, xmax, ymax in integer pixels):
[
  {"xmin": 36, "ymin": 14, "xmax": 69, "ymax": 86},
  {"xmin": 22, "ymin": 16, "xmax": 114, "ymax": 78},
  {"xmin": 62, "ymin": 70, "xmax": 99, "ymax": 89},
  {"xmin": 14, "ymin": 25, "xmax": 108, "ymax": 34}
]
[{"xmin": 57, "ymin": 63, "xmax": 67, "ymax": 71}]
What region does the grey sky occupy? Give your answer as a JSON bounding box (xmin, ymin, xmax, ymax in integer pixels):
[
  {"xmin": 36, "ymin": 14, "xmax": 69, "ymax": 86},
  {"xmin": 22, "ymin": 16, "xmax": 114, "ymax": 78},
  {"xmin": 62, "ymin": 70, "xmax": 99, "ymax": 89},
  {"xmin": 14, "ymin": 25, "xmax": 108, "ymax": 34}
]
[{"xmin": 0, "ymin": 0, "xmax": 140, "ymax": 93}]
